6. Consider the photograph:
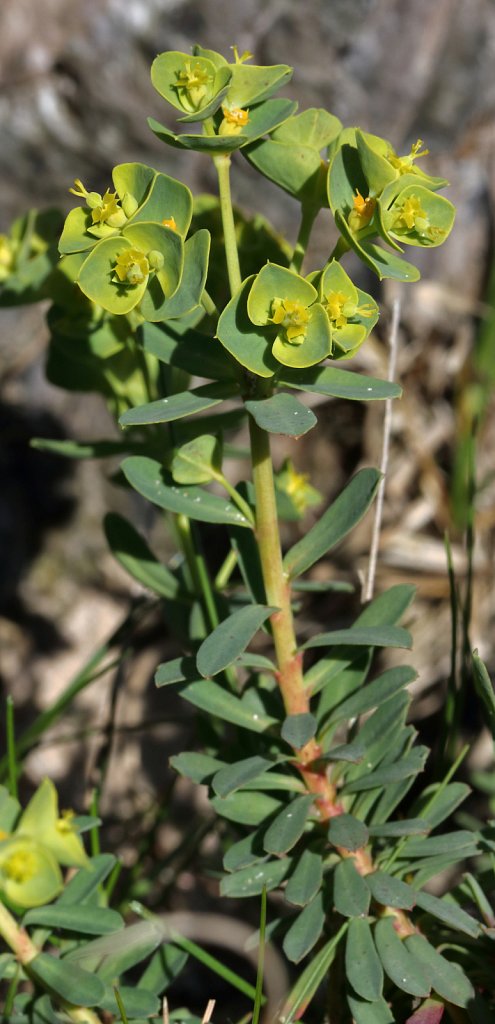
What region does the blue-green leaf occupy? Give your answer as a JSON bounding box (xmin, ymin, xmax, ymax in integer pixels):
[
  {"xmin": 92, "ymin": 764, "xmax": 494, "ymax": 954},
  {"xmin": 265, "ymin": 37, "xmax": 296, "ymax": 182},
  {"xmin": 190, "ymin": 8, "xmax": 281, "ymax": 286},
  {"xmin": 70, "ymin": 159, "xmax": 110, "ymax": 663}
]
[
  {"xmin": 170, "ymin": 752, "xmax": 224, "ymax": 784},
  {"xmin": 179, "ymin": 679, "xmax": 277, "ymax": 732},
  {"xmin": 196, "ymin": 604, "xmax": 276, "ymax": 677},
  {"xmin": 29, "ymin": 954, "xmax": 105, "ymax": 1006},
  {"xmin": 122, "ymin": 456, "xmax": 251, "ymax": 528},
  {"xmin": 333, "ymin": 858, "xmax": 371, "ymax": 918},
  {"xmin": 263, "ymin": 795, "xmax": 314, "ymax": 855},
  {"xmin": 23, "ymin": 906, "xmax": 124, "ymax": 936},
  {"xmin": 119, "ymin": 381, "xmax": 237, "ymax": 427},
  {"xmin": 284, "ymin": 468, "xmax": 380, "ymax": 578},
  {"xmin": 325, "ymin": 665, "xmax": 416, "ymax": 725},
  {"xmin": 365, "ymin": 872, "xmax": 417, "ymax": 911},
  {"xmin": 56, "ymin": 854, "xmax": 116, "ymax": 905},
  {"xmin": 303, "ymin": 625, "xmax": 412, "ymax": 652},
  {"xmin": 405, "ymin": 934, "xmax": 474, "ymax": 1008},
  {"xmin": 212, "ymin": 756, "xmax": 275, "ymax": 797},
  {"xmin": 285, "ymin": 850, "xmax": 323, "ymax": 907},
  {"xmin": 328, "ymin": 814, "xmax": 368, "ymax": 852},
  {"xmin": 414, "ymin": 890, "xmax": 481, "ymax": 938},
  {"xmin": 342, "ymin": 747, "xmax": 428, "ymax": 794},
  {"xmin": 345, "ymin": 917, "xmax": 383, "ymax": 1002},
  {"xmin": 220, "ymin": 857, "xmax": 290, "ymax": 897},
  {"xmin": 283, "ymin": 892, "xmax": 325, "ymax": 963},
  {"xmin": 245, "ymin": 393, "xmax": 317, "ymax": 437},
  {"xmin": 281, "ymin": 714, "xmax": 317, "ymax": 748},
  {"xmin": 104, "ymin": 513, "xmax": 185, "ymax": 600},
  {"xmin": 374, "ymin": 917, "xmax": 430, "ymax": 997},
  {"xmin": 278, "ymin": 364, "xmax": 402, "ymax": 401}
]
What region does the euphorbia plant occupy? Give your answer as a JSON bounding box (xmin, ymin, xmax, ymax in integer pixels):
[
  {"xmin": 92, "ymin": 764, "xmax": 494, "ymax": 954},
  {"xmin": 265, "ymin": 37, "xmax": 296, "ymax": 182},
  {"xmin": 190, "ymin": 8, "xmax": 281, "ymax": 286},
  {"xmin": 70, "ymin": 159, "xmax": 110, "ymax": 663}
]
[{"xmin": 2, "ymin": 42, "xmax": 495, "ymax": 1024}]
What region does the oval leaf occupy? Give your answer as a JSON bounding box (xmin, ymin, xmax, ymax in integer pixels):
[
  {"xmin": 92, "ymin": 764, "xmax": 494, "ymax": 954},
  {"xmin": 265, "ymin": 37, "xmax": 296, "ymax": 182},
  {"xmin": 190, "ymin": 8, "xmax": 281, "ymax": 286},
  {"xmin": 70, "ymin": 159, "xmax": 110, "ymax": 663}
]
[
  {"xmin": 196, "ymin": 604, "xmax": 276, "ymax": 677},
  {"xmin": 328, "ymin": 814, "xmax": 368, "ymax": 852},
  {"xmin": 346, "ymin": 917, "xmax": 383, "ymax": 1002},
  {"xmin": 212, "ymin": 791, "xmax": 283, "ymax": 826},
  {"xmin": 414, "ymin": 890, "xmax": 481, "ymax": 938},
  {"xmin": 119, "ymin": 381, "xmax": 236, "ymax": 427},
  {"xmin": 179, "ymin": 679, "xmax": 277, "ymax": 732},
  {"xmin": 245, "ymin": 393, "xmax": 317, "ymax": 437},
  {"xmin": 283, "ymin": 892, "xmax": 325, "ymax": 963},
  {"xmin": 303, "ymin": 625, "xmax": 412, "ymax": 652},
  {"xmin": 220, "ymin": 857, "xmax": 289, "ymax": 898},
  {"xmin": 263, "ymin": 795, "xmax": 314, "ymax": 855},
  {"xmin": 285, "ymin": 849, "xmax": 323, "ymax": 907},
  {"xmin": 374, "ymin": 917, "xmax": 431, "ymax": 998},
  {"xmin": 284, "ymin": 468, "xmax": 380, "ymax": 579},
  {"xmin": 29, "ymin": 953, "xmax": 105, "ymax": 1007},
  {"xmin": 104, "ymin": 513, "xmax": 183, "ymax": 600},
  {"xmin": 122, "ymin": 456, "xmax": 250, "ymax": 528},
  {"xmin": 212, "ymin": 756, "xmax": 275, "ymax": 797},
  {"xmin": 23, "ymin": 906, "xmax": 124, "ymax": 936},
  {"xmin": 405, "ymin": 934, "xmax": 474, "ymax": 1008},
  {"xmin": 281, "ymin": 713, "xmax": 317, "ymax": 748},
  {"xmin": 333, "ymin": 858, "xmax": 371, "ymax": 918},
  {"xmin": 365, "ymin": 871, "xmax": 417, "ymax": 911},
  {"xmin": 278, "ymin": 363, "xmax": 402, "ymax": 401}
]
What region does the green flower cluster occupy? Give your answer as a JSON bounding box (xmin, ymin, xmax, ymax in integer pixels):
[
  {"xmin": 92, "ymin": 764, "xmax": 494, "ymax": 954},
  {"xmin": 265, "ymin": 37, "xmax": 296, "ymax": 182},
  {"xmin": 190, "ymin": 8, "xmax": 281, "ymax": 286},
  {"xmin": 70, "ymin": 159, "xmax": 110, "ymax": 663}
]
[
  {"xmin": 58, "ymin": 162, "xmax": 202, "ymax": 320},
  {"xmin": 327, "ymin": 128, "xmax": 455, "ymax": 281},
  {"xmin": 0, "ymin": 780, "xmax": 87, "ymax": 909},
  {"xmin": 216, "ymin": 260, "xmax": 378, "ymax": 373},
  {"xmin": 148, "ymin": 44, "xmax": 296, "ymax": 154}
]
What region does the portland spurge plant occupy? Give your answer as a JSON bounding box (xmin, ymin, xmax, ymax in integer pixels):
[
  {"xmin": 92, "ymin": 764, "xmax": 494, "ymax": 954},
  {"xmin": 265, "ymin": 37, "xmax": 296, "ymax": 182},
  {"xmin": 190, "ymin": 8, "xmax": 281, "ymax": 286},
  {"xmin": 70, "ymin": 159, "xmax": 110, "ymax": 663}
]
[{"xmin": 1, "ymin": 43, "xmax": 493, "ymax": 1024}]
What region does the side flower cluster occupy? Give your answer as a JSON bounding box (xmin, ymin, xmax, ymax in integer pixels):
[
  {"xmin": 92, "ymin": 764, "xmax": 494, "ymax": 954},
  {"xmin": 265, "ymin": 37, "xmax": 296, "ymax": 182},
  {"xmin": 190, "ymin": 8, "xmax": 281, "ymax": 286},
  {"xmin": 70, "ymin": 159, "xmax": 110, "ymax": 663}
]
[{"xmin": 0, "ymin": 779, "xmax": 88, "ymax": 909}]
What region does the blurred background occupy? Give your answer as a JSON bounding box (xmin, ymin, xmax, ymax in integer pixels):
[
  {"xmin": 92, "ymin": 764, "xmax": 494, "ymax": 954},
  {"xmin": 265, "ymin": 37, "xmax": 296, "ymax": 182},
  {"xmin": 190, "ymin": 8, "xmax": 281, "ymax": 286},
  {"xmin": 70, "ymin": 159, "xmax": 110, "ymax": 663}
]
[{"xmin": 1, "ymin": 0, "xmax": 495, "ymax": 1005}]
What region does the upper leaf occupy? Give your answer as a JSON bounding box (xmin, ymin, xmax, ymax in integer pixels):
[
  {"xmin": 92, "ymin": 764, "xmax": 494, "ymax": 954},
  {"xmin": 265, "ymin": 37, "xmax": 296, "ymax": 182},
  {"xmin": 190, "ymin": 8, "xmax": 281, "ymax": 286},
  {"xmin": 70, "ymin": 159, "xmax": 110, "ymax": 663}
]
[
  {"xmin": 196, "ymin": 604, "xmax": 276, "ymax": 677},
  {"xmin": 283, "ymin": 467, "xmax": 380, "ymax": 578}
]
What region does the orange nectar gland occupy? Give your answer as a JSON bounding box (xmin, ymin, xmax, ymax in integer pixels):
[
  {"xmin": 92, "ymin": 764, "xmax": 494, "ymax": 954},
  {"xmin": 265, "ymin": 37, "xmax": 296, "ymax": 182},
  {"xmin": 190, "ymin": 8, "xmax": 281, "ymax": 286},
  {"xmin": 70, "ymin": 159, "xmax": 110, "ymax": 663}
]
[
  {"xmin": 219, "ymin": 105, "xmax": 250, "ymax": 136},
  {"xmin": 270, "ymin": 297, "xmax": 310, "ymax": 344},
  {"xmin": 392, "ymin": 194, "xmax": 444, "ymax": 242},
  {"xmin": 176, "ymin": 61, "xmax": 212, "ymax": 110},
  {"xmin": 69, "ymin": 180, "xmax": 127, "ymax": 228},
  {"xmin": 348, "ymin": 190, "xmax": 376, "ymax": 232},
  {"xmin": 324, "ymin": 290, "xmax": 374, "ymax": 328},
  {"xmin": 162, "ymin": 216, "xmax": 178, "ymax": 231},
  {"xmin": 388, "ymin": 138, "xmax": 429, "ymax": 175}
]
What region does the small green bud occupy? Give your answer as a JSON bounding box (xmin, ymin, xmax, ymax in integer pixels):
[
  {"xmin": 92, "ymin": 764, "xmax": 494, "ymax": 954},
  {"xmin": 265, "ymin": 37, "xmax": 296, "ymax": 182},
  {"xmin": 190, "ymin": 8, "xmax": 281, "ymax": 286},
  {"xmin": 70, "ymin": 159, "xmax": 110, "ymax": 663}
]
[{"xmin": 147, "ymin": 249, "xmax": 165, "ymax": 270}]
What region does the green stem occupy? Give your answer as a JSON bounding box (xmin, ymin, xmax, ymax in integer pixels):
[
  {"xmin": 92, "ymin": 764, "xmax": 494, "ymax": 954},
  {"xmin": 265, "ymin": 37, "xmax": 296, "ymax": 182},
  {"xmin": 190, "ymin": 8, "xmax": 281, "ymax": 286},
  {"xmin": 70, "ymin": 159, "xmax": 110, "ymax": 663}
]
[
  {"xmin": 213, "ymin": 471, "xmax": 255, "ymax": 525},
  {"xmin": 214, "ymin": 548, "xmax": 238, "ymax": 590},
  {"xmin": 289, "ymin": 204, "xmax": 318, "ymax": 273},
  {"xmin": 327, "ymin": 235, "xmax": 350, "ymax": 262},
  {"xmin": 176, "ymin": 515, "xmax": 219, "ymax": 632},
  {"xmin": 213, "ymin": 154, "xmax": 242, "ymax": 297},
  {"xmin": 201, "ymin": 288, "xmax": 219, "ymax": 319}
]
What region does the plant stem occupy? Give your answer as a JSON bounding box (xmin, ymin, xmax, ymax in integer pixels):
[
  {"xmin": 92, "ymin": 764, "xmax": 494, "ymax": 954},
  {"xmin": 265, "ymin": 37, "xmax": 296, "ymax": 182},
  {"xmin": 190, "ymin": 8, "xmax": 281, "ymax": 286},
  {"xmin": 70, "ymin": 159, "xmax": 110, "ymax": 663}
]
[
  {"xmin": 327, "ymin": 236, "xmax": 350, "ymax": 262},
  {"xmin": 201, "ymin": 288, "xmax": 219, "ymax": 319},
  {"xmin": 214, "ymin": 548, "xmax": 238, "ymax": 590},
  {"xmin": 289, "ymin": 203, "xmax": 318, "ymax": 273},
  {"xmin": 213, "ymin": 154, "xmax": 242, "ymax": 296},
  {"xmin": 176, "ymin": 515, "xmax": 219, "ymax": 632},
  {"xmin": 248, "ymin": 415, "xmax": 336, "ymax": 798},
  {"xmin": 214, "ymin": 470, "xmax": 255, "ymax": 525}
]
